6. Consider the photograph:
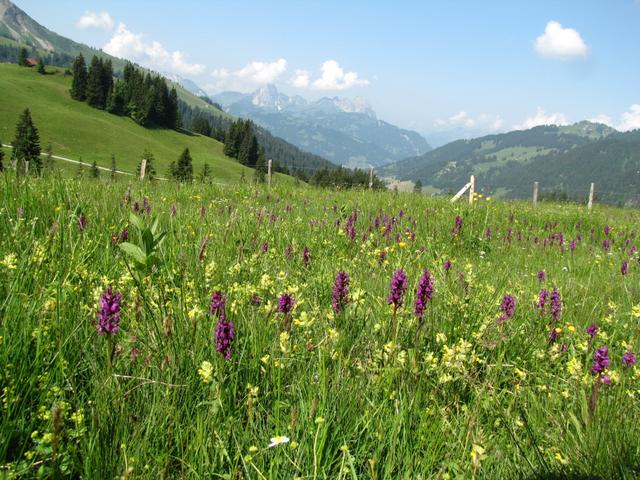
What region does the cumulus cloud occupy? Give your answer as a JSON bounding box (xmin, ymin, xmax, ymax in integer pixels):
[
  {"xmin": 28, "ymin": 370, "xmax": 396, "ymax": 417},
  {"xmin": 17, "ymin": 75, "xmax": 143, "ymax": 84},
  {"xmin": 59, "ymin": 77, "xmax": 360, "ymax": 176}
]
[
  {"xmin": 311, "ymin": 60, "xmax": 369, "ymax": 91},
  {"xmin": 514, "ymin": 107, "xmax": 569, "ymax": 130},
  {"xmin": 77, "ymin": 11, "xmax": 114, "ymax": 31},
  {"xmin": 534, "ymin": 21, "xmax": 589, "ymax": 60},
  {"xmin": 617, "ymin": 104, "xmax": 640, "ymax": 131},
  {"xmin": 435, "ymin": 111, "xmax": 503, "ymax": 131},
  {"xmin": 207, "ymin": 59, "xmax": 288, "ymax": 92},
  {"xmin": 103, "ymin": 23, "xmax": 205, "ymax": 75},
  {"xmin": 589, "ymin": 114, "xmax": 614, "ymax": 127},
  {"xmin": 290, "ymin": 69, "xmax": 311, "ymax": 88}
]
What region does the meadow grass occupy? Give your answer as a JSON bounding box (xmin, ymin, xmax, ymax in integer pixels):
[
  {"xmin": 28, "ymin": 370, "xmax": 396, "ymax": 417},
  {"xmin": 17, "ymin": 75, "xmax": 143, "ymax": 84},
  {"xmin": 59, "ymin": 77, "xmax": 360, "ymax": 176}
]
[{"xmin": 1, "ymin": 172, "xmax": 639, "ymax": 479}]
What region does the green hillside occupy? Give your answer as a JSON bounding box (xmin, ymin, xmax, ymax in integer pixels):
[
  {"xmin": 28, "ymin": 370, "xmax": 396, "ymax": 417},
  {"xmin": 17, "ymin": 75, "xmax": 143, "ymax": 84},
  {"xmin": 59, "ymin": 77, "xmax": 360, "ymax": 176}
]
[
  {"xmin": 0, "ymin": 63, "xmax": 291, "ymax": 183},
  {"xmin": 382, "ymin": 123, "xmax": 640, "ymax": 206}
]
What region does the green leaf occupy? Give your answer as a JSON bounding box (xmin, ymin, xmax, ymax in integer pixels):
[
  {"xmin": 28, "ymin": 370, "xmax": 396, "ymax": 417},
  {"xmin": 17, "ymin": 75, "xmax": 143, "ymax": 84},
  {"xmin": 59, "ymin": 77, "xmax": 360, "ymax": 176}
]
[
  {"xmin": 128, "ymin": 213, "xmax": 145, "ymax": 232},
  {"xmin": 118, "ymin": 242, "xmax": 147, "ymax": 265}
]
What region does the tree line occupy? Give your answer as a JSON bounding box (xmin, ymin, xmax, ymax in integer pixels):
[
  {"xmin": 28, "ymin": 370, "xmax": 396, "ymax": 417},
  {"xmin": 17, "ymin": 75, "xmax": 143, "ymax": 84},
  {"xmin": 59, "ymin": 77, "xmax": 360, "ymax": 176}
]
[{"xmin": 70, "ymin": 55, "xmax": 179, "ymax": 129}]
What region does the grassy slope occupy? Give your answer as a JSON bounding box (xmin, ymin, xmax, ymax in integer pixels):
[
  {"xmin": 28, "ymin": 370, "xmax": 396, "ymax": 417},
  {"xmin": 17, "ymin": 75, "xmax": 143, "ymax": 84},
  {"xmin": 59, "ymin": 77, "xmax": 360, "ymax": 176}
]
[{"xmin": 0, "ymin": 63, "xmax": 288, "ymax": 183}]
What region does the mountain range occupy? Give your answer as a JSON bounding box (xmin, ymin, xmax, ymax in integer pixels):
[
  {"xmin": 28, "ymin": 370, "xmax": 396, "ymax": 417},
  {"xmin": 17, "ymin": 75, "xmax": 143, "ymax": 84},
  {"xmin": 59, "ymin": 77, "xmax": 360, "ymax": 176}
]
[
  {"xmin": 211, "ymin": 85, "xmax": 432, "ymax": 169},
  {"xmin": 382, "ymin": 121, "xmax": 640, "ymax": 207}
]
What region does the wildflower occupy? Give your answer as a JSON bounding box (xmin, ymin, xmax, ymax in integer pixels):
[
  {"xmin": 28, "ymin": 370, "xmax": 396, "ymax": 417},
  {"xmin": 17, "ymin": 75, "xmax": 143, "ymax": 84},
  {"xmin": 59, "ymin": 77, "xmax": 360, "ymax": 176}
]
[
  {"xmin": 200, "ymin": 206, "xmax": 206, "ymax": 217},
  {"xmin": 414, "ymin": 270, "xmax": 434, "ymax": 320},
  {"xmin": 536, "ymin": 288, "xmax": 548, "ymax": 314},
  {"xmin": 586, "ymin": 324, "xmax": 599, "ymax": 338},
  {"xmin": 171, "ymin": 205, "xmax": 177, "ymax": 217},
  {"xmin": 623, "ymin": 351, "xmax": 637, "ymax": 367},
  {"xmin": 387, "ymin": 269, "xmax": 408, "ymax": 311},
  {"xmin": 277, "ymin": 293, "xmax": 295, "ymax": 315},
  {"xmin": 550, "ymin": 288, "xmax": 562, "ymax": 321},
  {"xmin": 198, "ymin": 361, "xmax": 214, "ymax": 383},
  {"xmin": 119, "ymin": 227, "xmax": 129, "ymax": 243},
  {"xmin": 268, "ymin": 436, "xmax": 290, "ymax": 448},
  {"xmin": 537, "ymin": 270, "xmax": 545, "ymax": 282},
  {"xmin": 443, "ymin": 259, "xmax": 452, "ymax": 272},
  {"xmin": 485, "ymin": 227, "xmax": 491, "ymax": 240},
  {"xmin": 96, "ymin": 286, "xmax": 122, "ymax": 336},
  {"xmin": 452, "ymin": 215, "xmax": 463, "ymax": 236},
  {"xmin": 621, "ymin": 261, "xmax": 628, "ymax": 275},
  {"xmin": 602, "ymin": 239, "xmax": 611, "ymax": 251},
  {"xmin": 591, "ymin": 346, "xmax": 610, "ymax": 375},
  {"xmin": 570, "ymin": 240, "xmax": 577, "ymax": 251},
  {"xmin": 250, "ymin": 294, "xmax": 262, "ymax": 306},
  {"xmin": 210, "ymin": 291, "xmax": 226, "ymax": 320},
  {"xmin": 604, "ymin": 224, "xmax": 611, "ymax": 236},
  {"xmin": 214, "ymin": 318, "xmax": 235, "ymax": 361},
  {"xmin": 78, "ymin": 214, "xmax": 86, "ymax": 232},
  {"xmin": 498, "ymin": 294, "xmax": 516, "ymax": 323},
  {"xmin": 302, "ymin": 246, "xmax": 310, "ymax": 267},
  {"xmin": 332, "ymin": 271, "xmax": 350, "ymax": 314}
]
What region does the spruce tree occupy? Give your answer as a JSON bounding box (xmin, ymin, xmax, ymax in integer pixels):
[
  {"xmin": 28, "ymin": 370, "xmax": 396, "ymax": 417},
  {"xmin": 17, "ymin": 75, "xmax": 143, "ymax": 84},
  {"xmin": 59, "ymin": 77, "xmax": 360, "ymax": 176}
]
[
  {"xmin": 137, "ymin": 149, "xmax": 156, "ymax": 181},
  {"xmin": 238, "ymin": 131, "xmax": 259, "ymax": 167},
  {"xmin": 70, "ymin": 54, "xmax": 88, "ymax": 101},
  {"xmin": 254, "ymin": 148, "xmax": 267, "ymax": 183},
  {"xmin": 86, "ymin": 56, "xmax": 106, "ymax": 109},
  {"xmin": 167, "ymin": 87, "xmax": 180, "ymax": 129},
  {"xmin": 223, "ymin": 119, "xmax": 243, "ymax": 158},
  {"xmin": 36, "ymin": 57, "xmax": 45, "ymax": 74},
  {"xmin": 18, "ymin": 47, "xmax": 27, "ymax": 66},
  {"xmin": 199, "ymin": 162, "xmax": 211, "ymax": 183},
  {"xmin": 11, "ymin": 108, "xmax": 41, "ymax": 175},
  {"xmin": 110, "ymin": 154, "xmax": 117, "ymax": 180},
  {"xmin": 413, "ymin": 179, "xmax": 423, "ymax": 193},
  {"xmin": 172, "ymin": 148, "xmax": 193, "ymax": 182},
  {"xmin": 90, "ymin": 160, "xmax": 100, "ymax": 178}
]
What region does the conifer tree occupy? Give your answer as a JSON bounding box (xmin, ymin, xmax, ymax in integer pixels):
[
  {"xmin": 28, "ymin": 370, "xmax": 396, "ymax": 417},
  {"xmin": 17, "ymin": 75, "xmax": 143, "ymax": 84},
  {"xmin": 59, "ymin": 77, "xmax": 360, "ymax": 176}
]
[
  {"xmin": 137, "ymin": 149, "xmax": 156, "ymax": 180},
  {"xmin": 413, "ymin": 179, "xmax": 423, "ymax": 194},
  {"xmin": 11, "ymin": 108, "xmax": 41, "ymax": 175},
  {"xmin": 36, "ymin": 57, "xmax": 45, "ymax": 74},
  {"xmin": 86, "ymin": 56, "xmax": 106, "ymax": 109},
  {"xmin": 199, "ymin": 162, "xmax": 212, "ymax": 183},
  {"xmin": 17, "ymin": 47, "xmax": 27, "ymax": 66},
  {"xmin": 171, "ymin": 148, "xmax": 193, "ymax": 182},
  {"xmin": 254, "ymin": 147, "xmax": 267, "ymax": 183},
  {"xmin": 70, "ymin": 54, "xmax": 88, "ymax": 101},
  {"xmin": 90, "ymin": 160, "xmax": 100, "ymax": 178},
  {"xmin": 110, "ymin": 154, "xmax": 117, "ymax": 180}
]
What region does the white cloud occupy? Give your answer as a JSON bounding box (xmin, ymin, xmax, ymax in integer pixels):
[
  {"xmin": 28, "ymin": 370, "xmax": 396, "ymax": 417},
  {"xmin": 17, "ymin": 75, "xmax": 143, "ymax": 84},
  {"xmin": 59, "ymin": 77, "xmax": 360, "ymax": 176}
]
[
  {"xmin": 617, "ymin": 104, "xmax": 640, "ymax": 131},
  {"xmin": 589, "ymin": 114, "xmax": 614, "ymax": 127},
  {"xmin": 435, "ymin": 111, "xmax": 503, "ymax": 131},
  {"xmin": 103, "ymin": 23, "xmax": 205, "ymax": 75},
  {"xmin": 207, "ymin": 59, "xmax": 288, "ymax": 92},
  {"xmin": 77, "ymin": 11, "xmax": 114, "ymax": 31},
  {"xmin": 290, "ymin": 69, "xmax": 311, "ymax": 88},
  {"xmin": 235, "ymin": 58, "xmax": 287, "ymax": 84},
  {"xmin": 534, "ymin": 21, "xmax": 588, "ymax": 60},
  {"xmin": 311, "ymin": 60, "xmax": 369, "ymax": 91},
  {"xmin": 514, "ymin": 107, "xmax": 569, "ymax": 130}
]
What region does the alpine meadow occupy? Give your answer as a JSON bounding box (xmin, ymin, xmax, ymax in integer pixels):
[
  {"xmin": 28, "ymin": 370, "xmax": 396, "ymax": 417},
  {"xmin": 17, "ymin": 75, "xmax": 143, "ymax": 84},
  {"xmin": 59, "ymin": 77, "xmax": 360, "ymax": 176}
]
[{"xmin": 2, "ymin": 0, "xmax": 640, "ymax": 479}]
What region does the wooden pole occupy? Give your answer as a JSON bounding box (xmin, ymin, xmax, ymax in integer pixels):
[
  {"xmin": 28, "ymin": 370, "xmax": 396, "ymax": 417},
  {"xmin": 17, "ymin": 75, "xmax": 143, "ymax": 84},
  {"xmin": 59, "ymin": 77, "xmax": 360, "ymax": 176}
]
[
  {"xmin": 267, "ymin": 159, "xmax": 272, "ymax": 187},
  {"xmin": 533, "ymin": 181, "xmax": 539, "ymax": 208},
  {"xmin": 24, "ymin": 160, "xmax": 29, "ymax": 175},
  {"xmin": 369, "ymin": 167, "xmax": 373, "ymax": 190},
  {"xmin": 588, "ymin": 182, "xmax": 595, "ymax": 212},
  {"xmin": 139, "ymin": 158, "xmax": 147, "ymax": 180},
  {"xmin": 468, "ymin": 175, "xmax": 475, "ymax": 204}
]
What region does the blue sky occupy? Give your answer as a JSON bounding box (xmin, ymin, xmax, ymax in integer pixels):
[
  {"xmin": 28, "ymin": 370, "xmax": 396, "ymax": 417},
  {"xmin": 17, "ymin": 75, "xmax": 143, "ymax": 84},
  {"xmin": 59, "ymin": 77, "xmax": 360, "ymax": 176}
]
[{"xmin": 15, "ymin": 0, "xmax": 640, "ymax": 136}]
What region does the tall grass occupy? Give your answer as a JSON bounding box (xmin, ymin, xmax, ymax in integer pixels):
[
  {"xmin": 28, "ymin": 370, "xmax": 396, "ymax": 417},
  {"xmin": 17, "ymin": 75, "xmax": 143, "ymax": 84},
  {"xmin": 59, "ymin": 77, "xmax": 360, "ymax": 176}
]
[{"xmin": 1, "ymin": 172, "xmax": 639, "ymax": 478}]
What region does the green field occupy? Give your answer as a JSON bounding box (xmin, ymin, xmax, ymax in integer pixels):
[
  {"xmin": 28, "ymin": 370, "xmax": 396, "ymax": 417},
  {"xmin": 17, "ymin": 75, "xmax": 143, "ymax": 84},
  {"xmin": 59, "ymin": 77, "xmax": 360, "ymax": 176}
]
[
  {"xmin": 0, "ymin": 63, "xmax": 286, "ymax": 184},
  {"xmin": 1, "ymin": 172, "xmax": 639, "ymax": 478}
]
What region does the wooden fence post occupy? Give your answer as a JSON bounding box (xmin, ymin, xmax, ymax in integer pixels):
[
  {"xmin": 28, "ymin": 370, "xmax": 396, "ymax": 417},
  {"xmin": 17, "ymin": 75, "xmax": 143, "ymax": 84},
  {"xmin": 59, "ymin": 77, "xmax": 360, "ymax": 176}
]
[
  {"xmin": 369, "ymin": 167, "xmax": 373, "ymax": 190},
  {"xmin": 533, "ymin": 181, "xmax": 539, "ymax": 208},
  {"xmin": 139, "ymin": 158, "xmax": 147, "ymax": 180},
  {"xmin": 588, "ymin": 182, "xmax": 595, "ymax": 212},
  {"xmin": 25, "ymin": 161, "xmax": 29, "ymax": 175},
  {"xmin": 468, "ymin": 175, "xmax": 475, "ymax": 204},
  {"xmin": 267, "ymin": 159, "xmax": 272, "ymax": 187}
]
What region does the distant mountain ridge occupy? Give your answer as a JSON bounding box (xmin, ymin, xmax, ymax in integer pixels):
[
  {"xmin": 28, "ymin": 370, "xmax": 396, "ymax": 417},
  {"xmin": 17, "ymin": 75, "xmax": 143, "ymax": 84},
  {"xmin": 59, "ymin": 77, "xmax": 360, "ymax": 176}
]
[
  {"xmin": 211, "ymin": 85, "xmax": 431, "ymax": 168},
  {"xmin": 383, "ymin": 121, "xmax": 640, "ymax": 206}
]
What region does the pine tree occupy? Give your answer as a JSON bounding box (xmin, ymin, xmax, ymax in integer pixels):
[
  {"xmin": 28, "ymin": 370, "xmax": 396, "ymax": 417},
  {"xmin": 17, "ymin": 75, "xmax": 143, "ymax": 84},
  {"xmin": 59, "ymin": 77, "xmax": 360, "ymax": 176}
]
[
  {"xmin": 36, "ymin": 57, "xmax": 45, "ymax": 74},
  {"xmin": 191, "ymin": 115, "xmax": 212, "ymax": 136},
  {"xmin": 110, "ymin": 154, "xmax": 117, "ymax": 180},
  {"xmin": 172, "ymin": 148, "xmax": 193, "ymax": 182},
  {"xmin": 70, "ymin": 54, "xmax": 88, "ymax": 101},
  {"xmin": 413, "ymin": 179, "xmax": 423, "ymax": 194},
  {"xmin": 86, "ymin": 56, "xmax": 106, "ymax": 109},
  {"xmin": 90, "ymin": 160, "xmax": 100, "ymax": 178},
  {"xmin": 199, "ymin": 162, "xmax": 212, "ymax": 183},
  {"xmin": 18, "ymin": 47, "xmax": 27, "ymax": 66},
  {"xmin": 223, "ymin": 119, "xmax": 244, "ymax": 158},
  {"xmin": 11, "ymin": 108, "xmax": 41, "ymax": 175},
  {"xmin": 167, "ymin": 87, "xmax": 180, "ymax": 129},
  {"xmin": 44, "ymin": 143, "xmax": 54, "ymax": 171},
  {"xmin": 137, "ymin": 149, "xmax": 156, "ymax": 181},
  {"xmin": 254, "ymin": 148, "xmax": 267, "ymax": 183}
]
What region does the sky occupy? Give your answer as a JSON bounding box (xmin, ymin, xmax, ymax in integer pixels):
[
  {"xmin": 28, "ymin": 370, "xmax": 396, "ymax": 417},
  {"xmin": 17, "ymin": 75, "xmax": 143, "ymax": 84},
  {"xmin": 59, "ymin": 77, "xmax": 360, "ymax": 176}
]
[{"xmin": 14, "ymin": 0, "xmax": 640, "ymax": 138}]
